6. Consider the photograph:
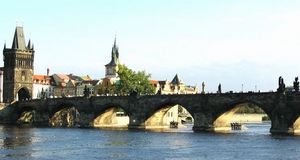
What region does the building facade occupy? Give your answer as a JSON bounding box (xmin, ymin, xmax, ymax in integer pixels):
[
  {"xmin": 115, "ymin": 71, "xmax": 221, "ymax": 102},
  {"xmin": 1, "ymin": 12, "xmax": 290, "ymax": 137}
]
[
  {"xmin": 3, "ymin": 27, "xmax": 34, "ymax": 102},
  {"xmin": 151, "ymin": 74, "xmax": 198, "ymax": 95},
  {"xmin": 33, "ymin": 75, "xmax": 53, "ymax": 99}
]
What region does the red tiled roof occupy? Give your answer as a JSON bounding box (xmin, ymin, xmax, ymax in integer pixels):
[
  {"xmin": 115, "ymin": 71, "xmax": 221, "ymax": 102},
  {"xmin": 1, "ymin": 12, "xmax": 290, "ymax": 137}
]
[
  {"xmin": 149, "ymin": 80, "xmax": 158, "ymax": 85},
  {"xmin": 33, "ymin": 75, "xmax": 51, "ymax": 84},
  {"xmin": 56, "ymin": 74, "xmax": 70, "ymax": 80}
]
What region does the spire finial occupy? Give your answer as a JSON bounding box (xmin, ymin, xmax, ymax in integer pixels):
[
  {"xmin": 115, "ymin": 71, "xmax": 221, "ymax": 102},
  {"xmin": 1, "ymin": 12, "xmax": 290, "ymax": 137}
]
[{"xmin": 114, "ymin": 35, "xmax": 117, "ymax": 47}]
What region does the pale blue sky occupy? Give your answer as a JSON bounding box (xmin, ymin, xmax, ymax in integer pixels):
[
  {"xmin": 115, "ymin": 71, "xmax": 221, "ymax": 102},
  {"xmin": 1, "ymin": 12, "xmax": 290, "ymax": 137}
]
[{"xmin": 1, "ymin": 0, "xmax": 300, "ymax": 92}]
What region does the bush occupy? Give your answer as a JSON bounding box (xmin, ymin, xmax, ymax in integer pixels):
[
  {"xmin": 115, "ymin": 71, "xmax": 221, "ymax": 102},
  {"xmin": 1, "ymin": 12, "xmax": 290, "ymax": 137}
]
[{"xmin": 262, "ymin": 116, "xmax": 270, "ymax": 121}]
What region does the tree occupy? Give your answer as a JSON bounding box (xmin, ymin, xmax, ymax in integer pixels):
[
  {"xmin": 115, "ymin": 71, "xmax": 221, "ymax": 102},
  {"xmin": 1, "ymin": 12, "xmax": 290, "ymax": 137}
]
[
  {"xmin": 116, "ymin": 64, "xmax": 155, "ymax": 95},
  {"xmin": 96, "ymin": 78, "xmax": 116, "ymax": 95}
]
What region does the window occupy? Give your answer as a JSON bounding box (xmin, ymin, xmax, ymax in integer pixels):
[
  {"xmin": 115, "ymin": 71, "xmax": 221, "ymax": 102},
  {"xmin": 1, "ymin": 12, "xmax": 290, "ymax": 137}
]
[{"xmin": 21, "ymin": 71, "xmax": 26, "ymax": 81}]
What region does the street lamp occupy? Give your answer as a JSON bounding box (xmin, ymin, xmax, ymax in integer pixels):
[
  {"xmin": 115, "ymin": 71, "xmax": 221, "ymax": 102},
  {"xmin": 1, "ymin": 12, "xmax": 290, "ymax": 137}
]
[{"xmin": 242, "ymin": 84, "xmax": 244, "ymax": 93}]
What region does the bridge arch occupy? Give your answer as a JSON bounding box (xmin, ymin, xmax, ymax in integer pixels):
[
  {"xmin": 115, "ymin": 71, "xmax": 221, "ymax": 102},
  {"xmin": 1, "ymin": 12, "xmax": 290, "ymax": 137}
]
[
  {"xmin": 17, "ymin": 87, "xmax": 30, "ymax": 101},
  {"xmin": 92, "ymin": 103, "xmax": 130, "ymax": 128},
  {"xmin": 144, "ymin": 102, "xmax": 194, "ymax": 129},
  {"xmin": 212, "ymin": 100, "xmax": 271, "ymax": 132},
  {"xmin": 49, "ymin": 102, "xmax": 77, "ymax": 117},
  {"xmin": 281, "ymin": 107, "xmax": 300, "ymax": 135},
  {"xmin": 291, "ymin": 116, "xmax": 300, "ymax": 135},
  {"xmin": 16, "ymin": 106, "xmax": 36, "ymax": 124},
  {"xmin": 48, "ymin": 102, "xmax": 80, "ymax": 127}
]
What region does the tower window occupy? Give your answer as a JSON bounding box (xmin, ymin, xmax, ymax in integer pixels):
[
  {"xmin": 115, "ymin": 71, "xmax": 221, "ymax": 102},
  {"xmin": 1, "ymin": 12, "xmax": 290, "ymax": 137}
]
[{"xmin": 21, "ymin": 71, "xmax": 26, "ymax": 81}]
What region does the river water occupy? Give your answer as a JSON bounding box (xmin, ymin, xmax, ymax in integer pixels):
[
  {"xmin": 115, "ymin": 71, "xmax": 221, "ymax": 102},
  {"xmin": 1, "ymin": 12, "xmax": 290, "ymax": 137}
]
[{"xmin": 1, "ymin": 122, "xmax": 300, "ymax": 160}]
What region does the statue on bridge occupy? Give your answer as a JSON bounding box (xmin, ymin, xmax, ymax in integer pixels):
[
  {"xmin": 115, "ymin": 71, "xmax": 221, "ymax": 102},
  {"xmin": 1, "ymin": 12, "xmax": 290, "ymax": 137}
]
[
  {"xmin": 294, "ymin": 77, "xmax": 299, "ymax": 92},
  {"xmin": 201, "ymin": 82, "xmax": 205, "ymax": 94},
  {"xmin": 40, "ymin": 88, "xmax": 46, "ymax": 99},
  {"xmin": 277, "ymin": 76, "xmax": 286, "ymax": 93},
  {"xmin": 157, "ymin": 88, "xmax": 162, "ymax": 95},
  {"xmin": 217, "ymin": 83, "xmax": 222, "ymax": 94},
  {"xmin": 83, "ymin": 85, "xmax": 91, "ymax": 98}
]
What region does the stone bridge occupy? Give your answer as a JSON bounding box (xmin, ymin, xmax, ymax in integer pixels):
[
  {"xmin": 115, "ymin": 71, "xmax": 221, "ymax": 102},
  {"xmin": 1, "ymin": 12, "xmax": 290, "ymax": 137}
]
[{"xmin": 1, "ymin": 92, "xmax": 300, "ymax": 135}]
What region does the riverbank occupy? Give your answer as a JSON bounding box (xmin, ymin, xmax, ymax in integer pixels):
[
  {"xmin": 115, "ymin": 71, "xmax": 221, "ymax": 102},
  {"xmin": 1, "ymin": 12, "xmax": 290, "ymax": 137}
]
[{"xmin": 231, "ymin": 114, "xmax": 268, "ymax": 123}]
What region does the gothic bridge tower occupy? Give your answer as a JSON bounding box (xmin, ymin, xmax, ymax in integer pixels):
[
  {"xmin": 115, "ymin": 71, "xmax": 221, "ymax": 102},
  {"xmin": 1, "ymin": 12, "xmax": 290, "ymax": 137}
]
[{"xmin": 3, "ymin": 26, "xmax": 34, "ymax": 102}]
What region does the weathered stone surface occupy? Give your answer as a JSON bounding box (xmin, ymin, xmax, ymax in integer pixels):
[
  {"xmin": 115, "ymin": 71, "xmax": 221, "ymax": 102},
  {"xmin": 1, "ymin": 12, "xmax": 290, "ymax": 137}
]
[
  {"xmin": 3, "ymin": 92, "xmax": 300, "ymax": 134},
  {"xmin": 49, "ymin": 107, "xmax": 80, "ymax": 127},
  {"xmin": 17, "ymin": 111, "xmax": 34, "ymax": 124}
]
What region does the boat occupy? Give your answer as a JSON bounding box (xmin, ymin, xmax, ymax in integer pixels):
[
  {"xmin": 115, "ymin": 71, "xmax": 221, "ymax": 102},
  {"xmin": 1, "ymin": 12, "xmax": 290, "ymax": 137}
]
[
  {"xmin": 170, "ymin": 121, "xmax": 178, "ymax": 128},
  {"xmin": 231, "ymin": 122, "xmax": 242, "ymax": 130}
]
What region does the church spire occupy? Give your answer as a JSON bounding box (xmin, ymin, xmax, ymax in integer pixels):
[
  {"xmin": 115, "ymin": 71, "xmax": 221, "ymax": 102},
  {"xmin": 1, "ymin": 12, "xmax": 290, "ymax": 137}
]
[
  {"xmin": 171, "ymin": 74, "xmax": 182, "ymax": 85},
  {"xmin": 112, "ymin": 36, "xmax": 119, "ymax": 60},
  {"xmin": 27, "ymin": 39, "xmax": 32, "ymax": 49},
  {"xmin": 113, "ymin": 35, "xmax": 117, "ymax": 48},
  {"xmin": 12, "ymin": 26, "xmax": 26, "ymax": 50},
  {"xmin": 3, "ymin": 42, "xmax": 6, "ymax": 50}
]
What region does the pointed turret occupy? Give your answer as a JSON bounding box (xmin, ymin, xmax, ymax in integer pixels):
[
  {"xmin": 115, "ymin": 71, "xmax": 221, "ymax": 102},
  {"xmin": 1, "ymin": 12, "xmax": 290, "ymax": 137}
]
[
  {"xmin": 3, "ymin": 43, "xmax": 6, "ymax": 50},
  {"xmin": 104, "ymin": 37, "xmax": 121, "ymax": 78},
  {"xmin": 11, "ymin": 26, "xmax": 26, "ymax": 50},
  {"xmin": 112, "ymin": 36, "xmax": 119, "ymax": 59},
  {"xmin": 27, "ymin": 39, "xmax": 32, "ymax": 50},
  {"xmin": 113, "ymin": 36, "xmax": 117, "ymax": 48},
  {"xmin": 105, "ymin": 37, "xmax": 120, "ymax": 67},
  {"xmin": 171, "ymin": 74, "xmax": 181, "ymax": 85}
]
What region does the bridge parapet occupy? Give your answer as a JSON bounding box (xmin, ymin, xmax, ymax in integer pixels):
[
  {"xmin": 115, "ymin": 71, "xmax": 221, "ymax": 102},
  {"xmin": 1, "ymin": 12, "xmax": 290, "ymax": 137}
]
[{"xmin": 1, "ymin": 92, "xmax": 300, "ymax": 135}]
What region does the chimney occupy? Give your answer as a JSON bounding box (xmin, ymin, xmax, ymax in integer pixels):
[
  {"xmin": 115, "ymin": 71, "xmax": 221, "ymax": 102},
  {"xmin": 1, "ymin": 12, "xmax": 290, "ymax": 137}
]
[{"xmin": 47, "ymin": 68, "xmax": 50, "ymax": 76}]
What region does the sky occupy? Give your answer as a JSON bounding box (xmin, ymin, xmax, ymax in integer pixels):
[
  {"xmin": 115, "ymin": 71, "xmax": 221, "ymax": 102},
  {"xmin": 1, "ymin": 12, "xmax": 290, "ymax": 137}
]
[{"xmin": 1, "ymin": 0, "xmax": 300, "ymax": 92}]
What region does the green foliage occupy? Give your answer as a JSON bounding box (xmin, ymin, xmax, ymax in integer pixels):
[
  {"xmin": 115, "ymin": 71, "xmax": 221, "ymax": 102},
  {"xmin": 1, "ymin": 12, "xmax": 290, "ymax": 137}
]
[
  {"xmin": 262, "ymin": 115, "xmax": 270, "ymax": 121},
  {"xmin": 96, "ymin": 80, "xmax": 116, "ymax": 95},
  {"xmin": 178, "ymin": 105, "xmax": 183, "ymax": 113},
  {"xmin": 115, "ymin": 64, "xmax": 155, "ymax": 95},
  {"xmin": 235, "ymin": 103, "xmax": 265, "ymax": 114}
]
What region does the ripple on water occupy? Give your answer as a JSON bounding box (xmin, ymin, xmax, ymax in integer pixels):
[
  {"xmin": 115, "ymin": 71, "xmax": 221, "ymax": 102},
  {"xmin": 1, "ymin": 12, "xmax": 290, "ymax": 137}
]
[{"xmin": 1, "ymin": 123, "xmax": 300, "ymax": 160}]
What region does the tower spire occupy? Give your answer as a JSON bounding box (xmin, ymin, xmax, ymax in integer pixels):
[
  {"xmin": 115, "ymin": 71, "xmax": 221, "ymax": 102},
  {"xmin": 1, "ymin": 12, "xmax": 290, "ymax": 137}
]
[
  {"xmin": 113, "ymin": 35, "xmax": 117, "ymax": 48},
  {"xmin": 12, "ymin": 26, "xmax": 26, "ymax": 50},
  {"xmin": 27, "ymin": 39, "xmax": 32, "ymax": 49},
  {"xmin": 3, "ymin": 42, "xmax": 6, "ymax": 50}
]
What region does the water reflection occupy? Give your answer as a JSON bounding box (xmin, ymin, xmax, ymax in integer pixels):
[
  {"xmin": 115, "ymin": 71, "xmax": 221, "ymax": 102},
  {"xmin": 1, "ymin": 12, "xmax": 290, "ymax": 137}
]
[
  {"xmin": 0, "ymin": 125, "xmax": 34, "ymax": 159},
  {"xmin": 0, "ymin": 125, "xmax": 34, "ymax": 148},
  {"xmin": 0, "ymin": 122, "xmax": 299, "ymax": 160}
]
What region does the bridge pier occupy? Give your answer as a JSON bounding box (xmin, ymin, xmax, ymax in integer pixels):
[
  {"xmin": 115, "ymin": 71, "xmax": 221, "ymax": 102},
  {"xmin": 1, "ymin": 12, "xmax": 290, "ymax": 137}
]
[
  {"xmin": 270, "ymin": 116, "xmax": 296, "ymax": 135},
  {"xmin": 192, "ymin": 112, "xmax": 215, "ymax": 132},
  {"xmin": 128, "ymin": 117, "xmax": 146, "ymax": 129}
]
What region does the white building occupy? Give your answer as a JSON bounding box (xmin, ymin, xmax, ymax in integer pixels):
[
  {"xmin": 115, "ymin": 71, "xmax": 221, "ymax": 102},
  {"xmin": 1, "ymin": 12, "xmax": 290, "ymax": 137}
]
[{"xmin": 33, "ymin": 75, "xmax": 53, "ymax": 99}]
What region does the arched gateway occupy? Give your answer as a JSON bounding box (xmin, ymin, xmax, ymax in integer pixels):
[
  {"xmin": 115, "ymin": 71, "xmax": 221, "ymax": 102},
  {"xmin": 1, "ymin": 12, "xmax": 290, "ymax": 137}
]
[{"xmin": 17, "ymin": 87, "xmax": 31, "ymax": 101}]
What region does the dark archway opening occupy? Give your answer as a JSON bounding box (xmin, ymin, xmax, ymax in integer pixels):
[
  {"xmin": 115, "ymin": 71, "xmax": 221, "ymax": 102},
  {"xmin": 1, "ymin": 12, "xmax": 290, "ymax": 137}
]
[{"xmin": 18, "ymin": 88, "xmax": 30, "ymax": 101}]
